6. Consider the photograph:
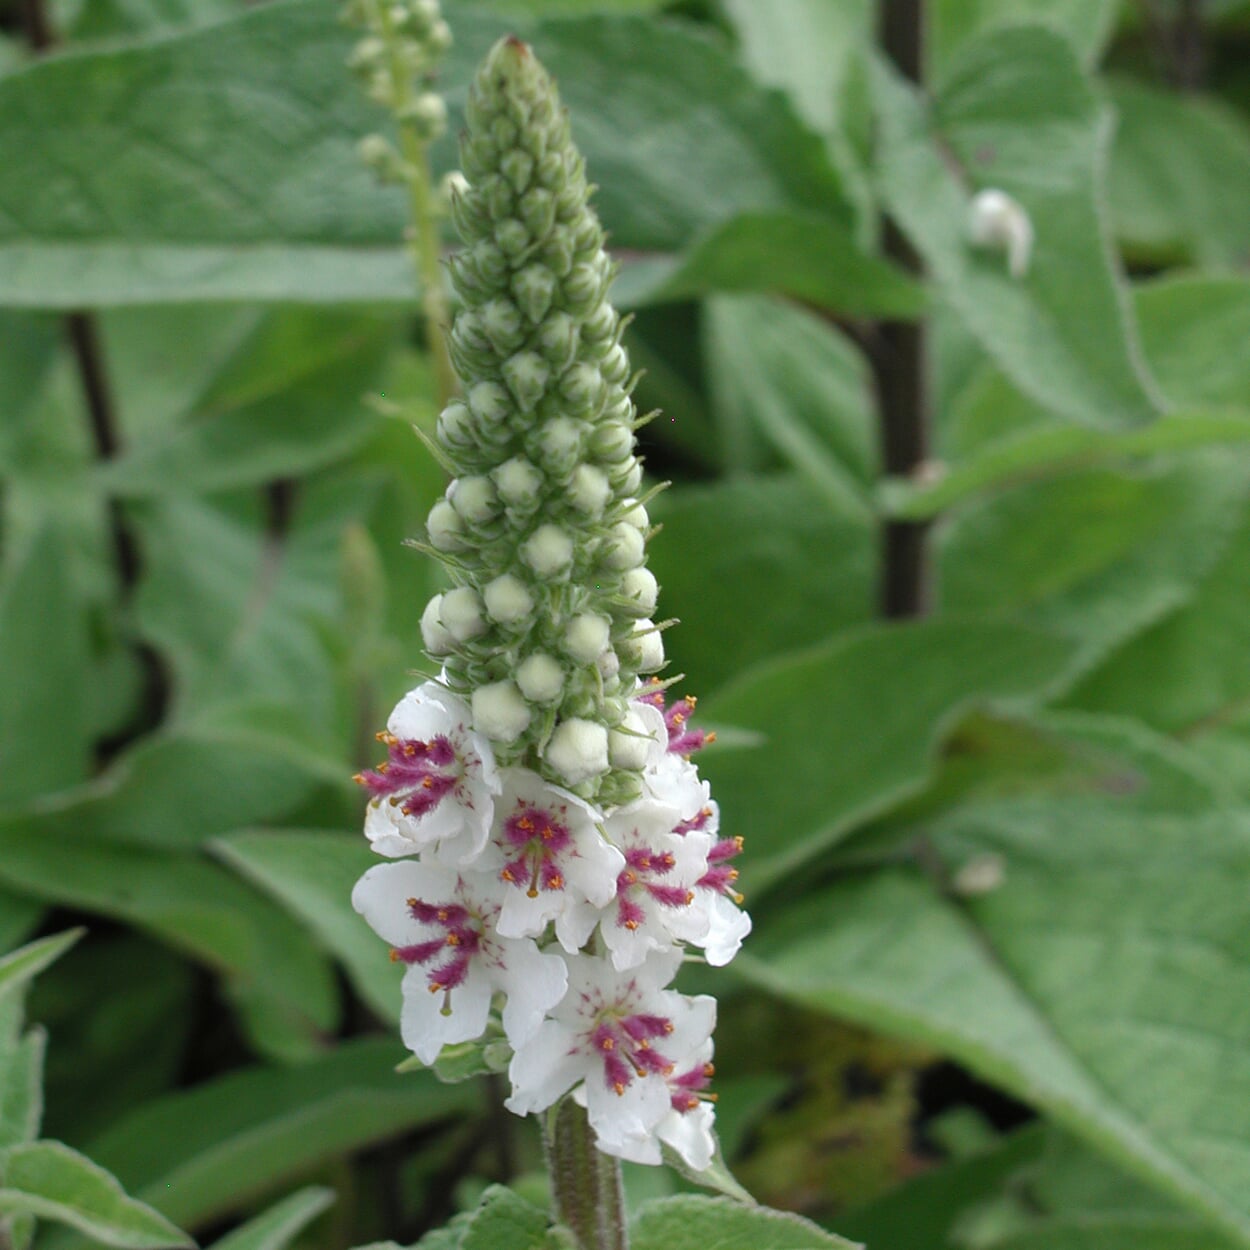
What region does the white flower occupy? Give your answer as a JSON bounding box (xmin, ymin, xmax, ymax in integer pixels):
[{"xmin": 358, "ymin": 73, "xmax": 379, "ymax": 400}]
[
  {"xmin": 600, "ymin": 798, "xmax": 712, "ymax": 970},
  {"xmin": 356, "ymin": 683, "xmax": 499, "ymax": 862},
  {"xmin": 353, "ymin": 860, "xmax": 568, "ymax": 1064},
  {"xmin": 642, "ymin": 751, "xmax": 709, "ymax": 825},
  {"xmin": 477, "ymin": 768, "xmax": 624, "ymax": 952},
  {"xmin": 967, "ymin": 187, "xmax": 1034, "ymax": 279},
  {"xmin": 506, "ymin": 950, "xmax": 715, "ymax": 1154}
]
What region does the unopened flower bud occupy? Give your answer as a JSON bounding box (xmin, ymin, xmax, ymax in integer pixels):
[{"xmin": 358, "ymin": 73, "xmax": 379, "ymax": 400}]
[
  {"xmin": 564, "ymin": 613, "xmax": 610, "ymax": 663},
  {"xmin": 502, "ymin": 351, "xmax": 550, "ymax": 413},
  {"xmin": 420, "ymin": 594, "xmax": 452, "ymax": 655},
  {"xmin": 472, "ymin": 680, "xmax": 531, "ymax": 742},
  {"xmin": 516, "ymin": 652, "xmax": 565, "ymax": 704},
  {"xmin": 450, "ymin": 475, "xmax": 499, "ymax": 525},
  {"xmin": 493, "ymin": 457, "xmax": 544, "ymax": 507},
  {"xmin": 601, "ymin": 521, "xmax": 644, "ymax": 571},
  {"xmin": 608, "ymin": 707, "xmax": 658, "ymax": 770},
  {"xmin": 440, "ymin": 586, "xmax": 488, "ymax": 641},
  {"xmin": 569, "ymin": 464, "xmax": 611, "ymax": 517},
  {"xmin": 427, "ymin": 499, "xmax": 466, "ymax": 551},
  {"xmin": 483, "ymin": 573, "xmax": 534, "ymax": 625},
  {"xmin": 545, "ymin": 718, "xmax": 609, "ymax": 785},
  {"xmin": 469, "ymin": 381, "xmax": 511, "ymax": 427},
  {"xmin": 619, "ymin": 566, "xmax": 658, "ymax": 615},
  {"xmin": 521, "ymin": 524, "xmax": 574, "ymax": 579}
]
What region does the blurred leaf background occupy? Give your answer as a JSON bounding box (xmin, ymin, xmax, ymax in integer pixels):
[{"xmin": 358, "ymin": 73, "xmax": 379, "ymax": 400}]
[{"xmin": 2, "ymin": 0, "xmax": 1250, "ymax": 1246}]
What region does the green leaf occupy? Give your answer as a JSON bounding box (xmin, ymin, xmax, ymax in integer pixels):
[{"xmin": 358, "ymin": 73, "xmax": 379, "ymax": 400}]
[
  {"xmin": 0, "ymin": 1031, "xmax": 45, "ymax": 1151},
  {"xmin": 699, "ymin": 621, "xmax": 1074, "ymax": 891},
  {"xmin": 212, "ymin": 830, "xmax": 401, "ymax": 1023},
  {"xmin": 99, "ymin": 308, "xmax": 395, "ymax": 496},
  {"xmin": 647, "ymin": 476, "xmax": 875, "ymax": 698},
  {"xmin": 883, "ymin": 409, "xmax": 1250, "ymax": 520},
  {"xmin": 0, "ymin": 522, "xmax": 92, "ymax": 805},
  {"xmin": 929, "ymin": 0, "xmax": 1120, "ymax": 80},
  {"xmin": 0, "ymin": 1140, "xmax": 190, "ymax": 1248},
  {"xmin": 0, "ymin": 4, "xmax": 853, "ymax": 306},
  {"xmin": 613, "ymin": 212, "xmax": 923, "ymax": 319},
  {"xmin": 0, "ymin": 831, "xmax": 338, "ymax": 1061},
  {"xmin": 63, "ymin": 1039, "xmax": 477, "ymax": 1235},
  {"xmin": 1109, "ymin": 78, "xmax": 1250, "ymax": 268},
  {"xmin": 744, "ymin": 797, "xmax": 1250, "ymax": 1246},
  {"xmin": 206, "ymin": 1187, "xmax": 336, "ymax": 1250},
  {"xmin": 0, "ymin": 931, "xmax": 82, "ymax": 1010},
  {"xmin": 630, "ymin": 1195, "xmax": 860, "ymax": 1250},
  {"xmin": 703, "ymin": 294, "xmax": 877, "ymax": 500},
  {"xmin": 986, "ymin": 1219, "xmax": 1236, "ymax": 1250},
  {"xmin": 459, "ymin": 1185, "xmax": 551, "ymax": 1250},
  {"xmin": 937, "ymin": 452, "xmax": 1250, "ymax": 678},
  {"xmin": 873, "ymin": 26, "xmax": 1164, "ymax": 428}
]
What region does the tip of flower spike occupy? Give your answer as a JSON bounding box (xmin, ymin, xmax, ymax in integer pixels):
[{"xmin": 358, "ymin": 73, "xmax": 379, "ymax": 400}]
[{"xmin": 504, "ymin": 34, "xmax": 529, "ymax": 54}]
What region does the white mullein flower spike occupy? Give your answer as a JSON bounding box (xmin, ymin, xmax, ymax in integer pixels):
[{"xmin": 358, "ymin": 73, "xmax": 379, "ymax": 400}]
[{"xmin": 352, "ymin": 33, "xmax": 749, "ymax": 1170}]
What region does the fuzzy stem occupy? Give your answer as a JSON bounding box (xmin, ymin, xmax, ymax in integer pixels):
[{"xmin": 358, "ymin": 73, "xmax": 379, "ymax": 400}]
[
  {"xmin": 544, "ymin": 1099, "xmax": 629, "ymax": 1250},
  {"xmin": 370, "ymin": 0, "xmax": 457, "ymax": 406},
  {"xmin": 876, "ymin": 0, "xmax": 931, "ymax": 619}
]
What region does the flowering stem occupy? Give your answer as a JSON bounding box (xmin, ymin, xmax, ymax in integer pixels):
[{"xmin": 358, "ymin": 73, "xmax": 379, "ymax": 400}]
[
  {"xmin": 369, "ymin": 0, "xmax": 457, "ymax": 407},
  {"xmin": 544, "ymin": 1098, "xmax": 629, "ymax": 1250}
]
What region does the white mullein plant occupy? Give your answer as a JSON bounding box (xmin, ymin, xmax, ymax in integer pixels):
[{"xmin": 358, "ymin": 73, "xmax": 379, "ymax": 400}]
[{"xmin": 351, "ymin": 32, "xmax": 750, "ymax": 1171}]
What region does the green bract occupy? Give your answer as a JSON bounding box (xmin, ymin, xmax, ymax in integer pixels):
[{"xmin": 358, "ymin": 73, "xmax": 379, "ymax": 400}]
[{"xmin": 425, "ymin": 37, "xmax": 660, "ymax": 804}]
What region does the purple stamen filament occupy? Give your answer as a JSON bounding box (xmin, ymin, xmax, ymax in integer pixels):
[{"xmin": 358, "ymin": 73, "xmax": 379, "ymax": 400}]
[
  {"xmin": 615, "ymin": 846, "xmax": 693, "ymax": 929},
  {"xmin": 354, "ymin": 732, "xmax": 460, "ymax": 819},
  {"xmin": 391, "ymin": 895, "xmax": 482, "ymax": 1005},
  {"xmin": 591, "ymin": 1012, "xmax": 675, "ymax": 1095},
  {"xmin": 499, "ymin": 803, "xmax": 572, "ymax": 898}
]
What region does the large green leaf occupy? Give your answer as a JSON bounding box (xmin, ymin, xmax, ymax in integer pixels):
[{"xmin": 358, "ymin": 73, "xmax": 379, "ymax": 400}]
[
  {"xmin": 873, "ymin": 26, "xmax": 1164, "ymax": 428},
  {"xmin": 0, "ymin": 1141, "xmax": 189, "ymax": 1248},
  {"xmin": 742, "ymin": 796, "xmax": 1250, "ymax": 1245},
  {"xmin": 0, "ymin": 3, "xmax": 853, "ymax": 307},
  {"xmin": 702, "ymin": 294, "xmax": 877, "ymax": 499},
  {"xmin": 929, "ymin": 0, "xmax": 1120, "ymax": 80},
  {"xmin": 0, "ymin": 932, "xmax": 82, "ymax": 1011},
  {"xmin": 647, "ymin": 476, "xmax": 875, "ymax": 699},
  {"xmin": 0, "ymin": 523, "xmax": 92, "ymax": 806},
  {"xmin": 0, "ymin": 1031, "xmax": 44, "ymax": 1152},
  {"xmin": 1109, "ymin": 78, "xmax": 1250, "ymax": 268},
  {"xmin": 99, "ymin": 307, "xmax": 395, "ymax": 496},
  {"xmin": 207, "ymin": 1187, "xmax": 335, "ymax": 1250},
  {"xmin": 937, "ymin": 452, "xmax": 1250, "ymax": 678},
  {"xmin": 65, "ymin": 1039, "xmax": 477, "ymax": 1234},
  {"xmin": 630, "ymin": 1195, "xmax": 860, "ymax": 1250},
  {"xmin": 699, "ymin": 620, "xmax": 1074, "ymax": 891},
  {"xmin": 0, "ymin": 829, "xmax": 338, "ymax": 1061},
  {"xmin": 213, "ymin": 830, "xmax": 402, "ymax": 1023}
]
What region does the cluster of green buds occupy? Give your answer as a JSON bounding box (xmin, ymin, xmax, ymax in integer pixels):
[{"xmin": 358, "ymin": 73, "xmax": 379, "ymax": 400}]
[
  {"xmin": 344, "ymin": 0, "xmax": 452, "ymax": 182},
  {"xmin": 420, "ymin": 38, "xmax": 666, "ymax": 805}
]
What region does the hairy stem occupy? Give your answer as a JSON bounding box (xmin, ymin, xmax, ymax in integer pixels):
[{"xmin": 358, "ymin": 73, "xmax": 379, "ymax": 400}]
[
  {"xmin": 876, "ymin": 0, "xmax": 931, "ymax": 619},
  {"xmin": 544, "ymin": 1099, "xmax": 628, "ymax": 1250},
  {"xmin": 371, "ymin": 0, "xmax": 457, "ymax": 407}
]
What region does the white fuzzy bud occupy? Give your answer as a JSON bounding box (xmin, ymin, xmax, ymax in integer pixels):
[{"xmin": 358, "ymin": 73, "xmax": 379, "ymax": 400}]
[
  {"xmin": 494, "ymin": 457, "xmax": 544, "ymax": 507},
  {"xmin": 469, "ymin": 380, "xmax": 511, "ymax": 426},
  {"xmin": 615, "ymin": 459, "xmax": 643, "ymax": 495},
  {"xmin": 439, "ymin": 586, "xmax": 487, "ymax": 642},
  {"xmin": 483, "ymin": 573, "xmax": 535, "ymax": 626},
  {"xmin": 568, "ymin": 464, "xmax": 611, "ymax": 517},
  {"xmin": 601, "ymin": 521, "xmax": 645, "ymax": 571},
  {"xmin": 968, "ymin": 188, "xmax": 1033, "ymax": 279},
  {"xmin": 521, "ymin": 524, "xmax": 574, "ymax": 578},
  {"xmin": 545, "ymin": 718, "xmax": 609, "ymax": 785},
  {"xmin": 620, "ymin": 499, "xmax": 649, "ymax": 531},
  {"xmin": 620, "ymin": 566, "xmax": 658, "ymax": 615},
  {"xmin": 597, "ymin": 648, "xmax": 621, "ymax": 680},
  {"xmin": 420, "ymin": 595, "xmax": 453, "ymax": 655},
  {"xmin": 450, "ymin": 475, "xmax": 498, "ymax": 524},
  {"xmin": 427, "ymin": 499, "xmax": 466, "ymax": 551},
  {"xmin": 535, "ymin": 417, "xmax": 584, "ymax": 473},
  {"xmin": 620, "ymin": 619, "xmax": 665, "ymax": 672},
  {"xmin": 472, "ymin": 680, "xmax": 532, "ymax": 742},
  {"xmin": 437, "ymin": 400, "xmax": 474, "ymax": 448},
  {"xmin": 516, "ymin": 653, "xmax": 565, "ymax": 704},
  {"xmin": 563, "ymin": 613, "xmax": 611, "ymax": 664},
  {"xmin": 608, "ymin": 707, "xmax": 657, "ymax": 770},
  {"xmin": 592, "ymin": 422, "xmax": 633, "ymax": 462}
]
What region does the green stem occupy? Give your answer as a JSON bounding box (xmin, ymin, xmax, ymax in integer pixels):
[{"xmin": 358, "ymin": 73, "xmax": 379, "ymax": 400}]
[
  {"xmin": 543, "ymin": 1099, "xmax": 629, "ymax": 1250},
  {"xmin": 371, "ymin": 0, "xmax": 458, "ymax": 407}
]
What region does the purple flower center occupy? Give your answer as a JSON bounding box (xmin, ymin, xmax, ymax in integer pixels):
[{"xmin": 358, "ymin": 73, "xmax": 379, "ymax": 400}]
[
  {"xmin": 391, "ymin": 896, "xmax": 482, "ymax": 994},
  {"xmin": 355, "ymin": 731, "xmax": 461, "ymax": 819},
  {"xmin": 638, "ymin": 681, "xmax": 714, "ymax": 756},
  {"xmin": 499, "ymin": 802, "xmax": 574, "ymax": 898},
  {"xmin": 590, "ymin": 1012, "xmax": 675, "ymax": 1095},
  {"xmin": 698, "ymin": 836, "xmax": 744, "ymax": 900},
  {"xmin": 669, "ymin": 1060, "xmax": 716, "ymax": 1113},
  {"xmin": 615, "ymin": 845, "xmax": 692, "ymax": 930}
]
